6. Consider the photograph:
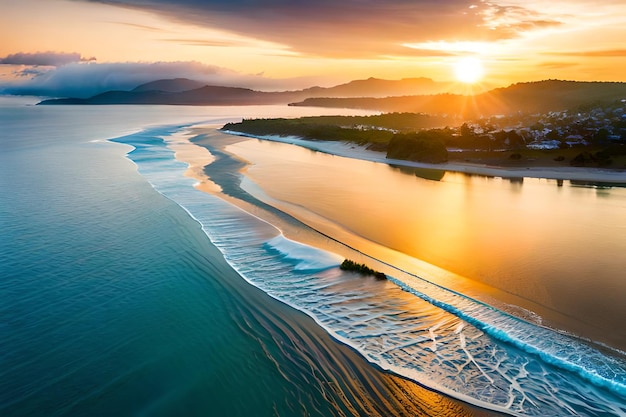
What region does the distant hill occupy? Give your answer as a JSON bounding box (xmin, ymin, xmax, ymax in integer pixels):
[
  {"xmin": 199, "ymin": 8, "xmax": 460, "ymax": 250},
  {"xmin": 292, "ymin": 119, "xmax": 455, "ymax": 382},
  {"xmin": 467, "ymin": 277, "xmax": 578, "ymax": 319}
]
[
  {"xmin": 301, "ymin": 77, "xmax": 446, "ymax": 98},
  {"xmin": 38, "ymin": 85, "xmax": 288, "ymax": 105},
  {"xmin": 38, "ymin": 78, "xmax": 626, "ymax": 116},
  {"xmin": 291, "ymin": 80, "xmax": 626, "ymax": 117},
  {"xmin": 38, "ymin": 76, "xmax": 447, "ymax": 105},
  {"xmin": 485, "ymin": 80, "xmax": 626, "ymax": 113},
  {"xmin": 132, "ymin": 78, "xmax": 206, "ymax": 93}
]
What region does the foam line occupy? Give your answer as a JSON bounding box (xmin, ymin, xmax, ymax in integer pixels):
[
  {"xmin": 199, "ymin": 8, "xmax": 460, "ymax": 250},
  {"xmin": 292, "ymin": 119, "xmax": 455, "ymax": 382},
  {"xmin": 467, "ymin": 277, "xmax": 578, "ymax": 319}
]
[
  {"xmin": 265, "ymin": 235, "xmax": 343, "ymax": 272},
  {"xmin": 111, "ymin": 123, "xmax": 626, "ymax": 417}
]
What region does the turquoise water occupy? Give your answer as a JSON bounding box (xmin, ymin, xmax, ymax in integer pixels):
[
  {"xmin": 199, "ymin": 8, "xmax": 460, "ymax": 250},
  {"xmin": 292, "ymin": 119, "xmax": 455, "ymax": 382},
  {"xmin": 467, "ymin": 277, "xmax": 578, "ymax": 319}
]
[
  {"xmin": 2, "ymin": 101, "xmax": 626, "ymax": 416},
  {"xmin": 127, "ymin": 126, "xmax": 625, "ymax": 416},
  {"xmin": 0, "ymin": 102, "xmax": 486, "ymax": 417}
]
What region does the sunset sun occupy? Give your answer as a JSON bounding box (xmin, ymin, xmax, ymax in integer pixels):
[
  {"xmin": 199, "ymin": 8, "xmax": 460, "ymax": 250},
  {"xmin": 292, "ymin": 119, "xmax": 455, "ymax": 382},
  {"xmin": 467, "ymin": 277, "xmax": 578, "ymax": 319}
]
[{"xmin": 454, "ymin": 57, "xmax": 484, "ymax": 84}]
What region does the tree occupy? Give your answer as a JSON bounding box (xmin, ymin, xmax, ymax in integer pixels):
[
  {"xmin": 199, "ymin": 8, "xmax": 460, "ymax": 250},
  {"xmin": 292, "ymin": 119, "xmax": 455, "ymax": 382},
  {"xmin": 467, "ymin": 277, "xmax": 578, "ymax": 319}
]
[
  {"xmin": 593, "ymin": 128, "xmax": 610, "ymax": 144},
  {"xmin": 507, "ymin": 130, "xmax": 525, "ymax": 149},
  {"xmin": 460, "ymin": 122, "xmax": 473, "ymax": 138},
  {"xmin": 546, "ymin": 129, "xmax": 561, "ymax": 141},
  {"xmin": 386, "ymin": 132, "xmax": 448, "ymax": 163}
]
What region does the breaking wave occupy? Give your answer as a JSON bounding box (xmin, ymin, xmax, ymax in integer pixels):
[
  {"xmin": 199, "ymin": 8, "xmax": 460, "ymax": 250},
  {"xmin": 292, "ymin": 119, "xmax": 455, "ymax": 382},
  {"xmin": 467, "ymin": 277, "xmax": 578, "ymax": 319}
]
[{"xmin": 112, "ymin": 125, "xmax": 626, "ymax": 417}]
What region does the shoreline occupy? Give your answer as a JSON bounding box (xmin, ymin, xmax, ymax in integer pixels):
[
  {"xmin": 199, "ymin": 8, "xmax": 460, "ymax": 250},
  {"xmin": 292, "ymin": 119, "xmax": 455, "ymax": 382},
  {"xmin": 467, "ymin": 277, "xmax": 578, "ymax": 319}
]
[
  {"xmin": 223, "ymin": 130, "xmax": 626, "ymax": 185},
  {"xmin": 167, "ymin": 127, "xmax": 507, "ymax": 416},
  {"xmin": 215, "ymin": 129, "xmax": 626, "ymax": 355},
  {"xmin": 177, "ymin": 126, "xmax": 626, "ymax": 415},
  {"xmin": 109, "ymin": 125, "xmax": 498, "ymax": 417}
]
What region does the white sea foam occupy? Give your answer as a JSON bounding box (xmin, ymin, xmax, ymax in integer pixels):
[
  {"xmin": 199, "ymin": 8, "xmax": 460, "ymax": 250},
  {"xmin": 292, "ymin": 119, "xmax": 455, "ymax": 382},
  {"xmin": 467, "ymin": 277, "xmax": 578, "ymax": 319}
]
[
  {"xmin": 265, "ymin": 235, "xmax": 343, "ymax": 272},
  {"xmin": 114, "ymin": 124, "xmax": 626, "ymax": 417}
]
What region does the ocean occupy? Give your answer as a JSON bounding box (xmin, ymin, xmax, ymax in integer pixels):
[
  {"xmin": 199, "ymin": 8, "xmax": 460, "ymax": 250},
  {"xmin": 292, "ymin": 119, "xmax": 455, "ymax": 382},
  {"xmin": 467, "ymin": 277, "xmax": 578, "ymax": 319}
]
[{"xmin": 1, "ymin": 98, "xmax": 625, "ymax": 416}]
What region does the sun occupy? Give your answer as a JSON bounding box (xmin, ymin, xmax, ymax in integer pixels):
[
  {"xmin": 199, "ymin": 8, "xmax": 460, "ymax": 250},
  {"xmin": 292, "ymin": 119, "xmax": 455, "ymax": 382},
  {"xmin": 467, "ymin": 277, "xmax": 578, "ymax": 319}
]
[{"xmin": 454, "ymin": 57, "xmax": 484, "ymax": 84}]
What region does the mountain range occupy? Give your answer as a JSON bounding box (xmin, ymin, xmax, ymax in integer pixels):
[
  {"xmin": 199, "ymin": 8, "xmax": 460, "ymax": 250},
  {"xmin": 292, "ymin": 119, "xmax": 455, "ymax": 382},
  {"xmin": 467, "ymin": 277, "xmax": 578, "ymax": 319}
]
[
  {"xmin": 38, "ymin": 77, "xmax": 445, "ymax": 106},
  {"xmin": 38, "ymin": 77, "xmax": 626, "ymax": 118},
  {"xmin": 291, "ymin": 80, "xmax": 626, "ymax": 117}
]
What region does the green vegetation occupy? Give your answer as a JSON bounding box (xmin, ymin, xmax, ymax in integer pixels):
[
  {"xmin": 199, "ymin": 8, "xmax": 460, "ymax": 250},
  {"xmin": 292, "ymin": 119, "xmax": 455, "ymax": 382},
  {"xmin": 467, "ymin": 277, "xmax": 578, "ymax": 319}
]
[
  {"xmin": 340, "ymin": 259, "xmax": 387, "ymax": 280},
  {"xmin": 222, "ymin": 114, "xmax": 451, "ymax": 163},
  {"xmin": 387, "ymin": 131, "xmax": 448, "ymax": 163},
  {"xmin": 571, "ymin": 144, "xmax": 626, "ymax": 167},
  {"xmin": 222, "ymin": 118, "xmax": 393, "ymax": 146},
  {"xmin": 221, "ymin": 106, "xmax": 626, "ymax": 169},
  {"xmin": 297, "ymin": 113, "xmax": 448, "ymax": 131},
  {"xmin": 222, "ymin": 113, "xmax": 447, "ymax": 141}
]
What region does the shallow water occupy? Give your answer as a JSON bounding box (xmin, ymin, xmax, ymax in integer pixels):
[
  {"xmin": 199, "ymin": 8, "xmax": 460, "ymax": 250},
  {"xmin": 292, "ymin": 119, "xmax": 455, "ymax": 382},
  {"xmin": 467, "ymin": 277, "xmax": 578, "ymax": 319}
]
[
  {"xmin": 126, "ymin": 126, "xmax": 626, "ymax": 416},
  {"xmin": 1, "ymin": 102, "xmax": 491, "ymax": 417},
  {"xmin": 3, "ymin": 100, "xmax": 626, "ymax": 416},
  {"xmin": 227, "ymin": 138, "xmax": 626, "ymax": 351}
]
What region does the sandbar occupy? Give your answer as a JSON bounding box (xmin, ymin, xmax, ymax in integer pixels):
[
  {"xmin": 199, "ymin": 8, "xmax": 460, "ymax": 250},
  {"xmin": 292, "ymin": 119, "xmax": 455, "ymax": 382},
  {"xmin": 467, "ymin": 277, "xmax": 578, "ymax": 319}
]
[{"xmin": 223, "ymin": 131, "xmax": 626, "ymax": 184}]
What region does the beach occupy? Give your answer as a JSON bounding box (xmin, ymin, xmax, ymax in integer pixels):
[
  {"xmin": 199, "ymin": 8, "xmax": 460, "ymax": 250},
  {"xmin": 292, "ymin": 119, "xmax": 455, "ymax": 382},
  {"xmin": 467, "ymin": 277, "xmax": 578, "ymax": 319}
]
[
  {"xmin": 190, "ymin": 128, "xmax": 626, "ymax": 350},
  {"xmin": 4, "ymin": 103, "xmax": 625, "ymax": 417},
  {"xmin": 2, "ymin": 104, "xmax": 503, "ymax": 417},
  {"xmin": 170, "ymin": 125, "xmax": 626, "ymax": 415},
  {"xmin": 222, "ymin": 131, "xmax": 626, "ymax": 184}
]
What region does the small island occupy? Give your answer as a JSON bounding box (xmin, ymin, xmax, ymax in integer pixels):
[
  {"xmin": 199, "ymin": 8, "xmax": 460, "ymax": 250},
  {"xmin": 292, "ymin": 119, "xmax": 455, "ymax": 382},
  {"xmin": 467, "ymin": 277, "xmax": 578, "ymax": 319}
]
[{"xmin": 340, "ymin": 259, "xmax": 387, "ymax": 280}]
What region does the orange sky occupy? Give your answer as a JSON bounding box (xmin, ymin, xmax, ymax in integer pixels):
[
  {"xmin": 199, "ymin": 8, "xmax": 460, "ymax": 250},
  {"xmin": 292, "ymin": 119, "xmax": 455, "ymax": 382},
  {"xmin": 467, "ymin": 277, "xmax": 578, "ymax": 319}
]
[{"xmin": 1, "ymin": 0, "xmax": 625, "ymax": 90}]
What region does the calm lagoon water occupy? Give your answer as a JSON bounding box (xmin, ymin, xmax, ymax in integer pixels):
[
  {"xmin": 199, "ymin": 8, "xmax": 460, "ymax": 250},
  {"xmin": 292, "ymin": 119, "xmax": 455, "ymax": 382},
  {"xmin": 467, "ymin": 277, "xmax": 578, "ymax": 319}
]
[
  {"xmin": 2, "ymin": 99, "xmax": 625, "ymax": 416},
  {"xmin": 227, "ymin": 138, "xmax": 626, "ymax": 350}
]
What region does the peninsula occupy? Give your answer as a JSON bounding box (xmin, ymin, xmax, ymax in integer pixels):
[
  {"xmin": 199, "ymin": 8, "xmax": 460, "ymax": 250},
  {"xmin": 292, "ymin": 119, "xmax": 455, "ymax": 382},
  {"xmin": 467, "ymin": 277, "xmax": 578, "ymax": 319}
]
[{"xmin": 222, "ymin": 105, "xmax": 626, "ymax": 184}]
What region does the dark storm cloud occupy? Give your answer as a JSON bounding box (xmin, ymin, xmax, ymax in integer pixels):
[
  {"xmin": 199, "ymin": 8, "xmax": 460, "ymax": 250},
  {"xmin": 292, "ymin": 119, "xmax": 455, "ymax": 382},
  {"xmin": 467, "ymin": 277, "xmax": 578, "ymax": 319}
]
[{"xmin": 0, "ymin": 51, "xmax": 95, "ymax": 66}]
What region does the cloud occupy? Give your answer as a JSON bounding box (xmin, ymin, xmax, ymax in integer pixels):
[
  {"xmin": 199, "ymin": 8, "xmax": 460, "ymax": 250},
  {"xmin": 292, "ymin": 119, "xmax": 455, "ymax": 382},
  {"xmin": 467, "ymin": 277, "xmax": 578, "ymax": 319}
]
[
  {"xmin": 0, "ymin": 60, "xmax": 320, "ymax": 97},
  {"xmin": 76, "ymin": 1, "xmax": 570, "ymax": 58},
  {"xmin": 548, "ymin": 49, "xmax": 626, "ymax": 57},
  {"xmin": 77, "ymin": 0, "xmax": 502, "ymax": 57},
  {"xmin": 13, "ymin": 67, "xmax": 49, "ymax": 77},
  {"xmin": 0, "ymin": 51, "xmax": 95, "ymax": 66},
  {"xmin": 536, "ymin": 61, "xmax": 578, "ymax": 69},
  {"xmin": 161, "ymin": 38, "xmax": 243, "ymax": 48},
  {"xmin": 389, "ymin": 45, "xmax": 455, "ymax": 58},
  {"xmin": 478, "ymin": 3, "xmax": 562, "ymax": 40}
]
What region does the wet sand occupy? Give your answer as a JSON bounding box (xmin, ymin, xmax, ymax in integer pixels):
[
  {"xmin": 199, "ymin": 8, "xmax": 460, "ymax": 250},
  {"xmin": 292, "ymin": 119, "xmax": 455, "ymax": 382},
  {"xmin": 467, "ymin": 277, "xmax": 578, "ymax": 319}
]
[
  {"xmin": 197, "ymin": 128, "xmax": 626, "ymax": 352},
  {"xmin": 171, "ymin": 126, "xmax": 505, "ymax": 416},
  {"xmin": 171, "ymin": 126, "xmax": 626, "ymax": 416}
]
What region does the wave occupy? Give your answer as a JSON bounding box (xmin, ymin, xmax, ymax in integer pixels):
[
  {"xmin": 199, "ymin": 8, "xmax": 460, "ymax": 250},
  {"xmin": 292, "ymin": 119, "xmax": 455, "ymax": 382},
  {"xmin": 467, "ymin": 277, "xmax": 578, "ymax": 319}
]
[
  {"xmin": 265, "ymin": 235, "xmax": 344, "ymax": 272},
  {"xmin": 111, "ymin": 124, "xmax": 626, "ymax": 417}
]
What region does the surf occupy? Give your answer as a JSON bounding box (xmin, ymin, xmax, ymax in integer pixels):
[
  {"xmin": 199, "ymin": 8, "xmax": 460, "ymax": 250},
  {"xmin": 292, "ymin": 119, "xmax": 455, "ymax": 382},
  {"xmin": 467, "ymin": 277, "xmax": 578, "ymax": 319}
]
[{"xmin": 112, "ymin": 124, "xmax": 626, "ymax": 416}]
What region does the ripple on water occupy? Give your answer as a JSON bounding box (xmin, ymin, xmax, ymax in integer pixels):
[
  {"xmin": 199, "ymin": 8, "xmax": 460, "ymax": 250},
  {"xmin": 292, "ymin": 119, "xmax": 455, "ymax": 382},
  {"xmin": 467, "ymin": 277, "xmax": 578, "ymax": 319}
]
[{"xmin": 114, "ymin": 125, "xmax": 626, "ymax": 417}]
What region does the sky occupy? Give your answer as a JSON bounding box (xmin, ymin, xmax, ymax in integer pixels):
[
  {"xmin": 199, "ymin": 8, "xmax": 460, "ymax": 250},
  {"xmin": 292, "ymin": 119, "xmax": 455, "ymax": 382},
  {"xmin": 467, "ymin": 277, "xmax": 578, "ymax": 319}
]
[{"xmin": 1, "ymin": 0, "xmax": 625, "ymax": 96}]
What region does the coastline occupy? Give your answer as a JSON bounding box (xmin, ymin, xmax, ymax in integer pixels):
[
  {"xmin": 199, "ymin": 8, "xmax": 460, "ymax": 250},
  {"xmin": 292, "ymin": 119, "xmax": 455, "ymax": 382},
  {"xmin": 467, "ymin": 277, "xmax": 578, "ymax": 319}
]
[
  {"xmin": 9, "ymin": 99, "xmax": 624, "ymax": 416},
  {"xmin": 213, "ymin": 128, "xmax": 626, "ymax": 352},
  {"xmin": 173, "ymin": 125, "xmax": 626, "ymax": 415},
  {"xmin": 161, "ymin": 127, "xmax": 507, "ymax": 416},
  {"xmin": 223, "ymin": 130, "xmax": 626, "ymax": 184}
]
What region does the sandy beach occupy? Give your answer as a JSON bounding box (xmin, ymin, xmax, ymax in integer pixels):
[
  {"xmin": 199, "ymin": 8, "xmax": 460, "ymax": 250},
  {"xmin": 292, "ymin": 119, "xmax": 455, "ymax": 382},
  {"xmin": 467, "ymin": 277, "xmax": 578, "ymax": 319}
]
[
  {"xmin": 211, "ymin": 127, "xmax": 626, "ymax": 353},
  {"xmin": 88, "ymin": 117, "xmax": 620, "ymax": 417},
  {"xmin": 181, "ymin": 126, "xmax": 626, "ymax": 414},
  {"xmin": 223, "ymin": 131, "xmax": 626, "ymax": 184}
]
